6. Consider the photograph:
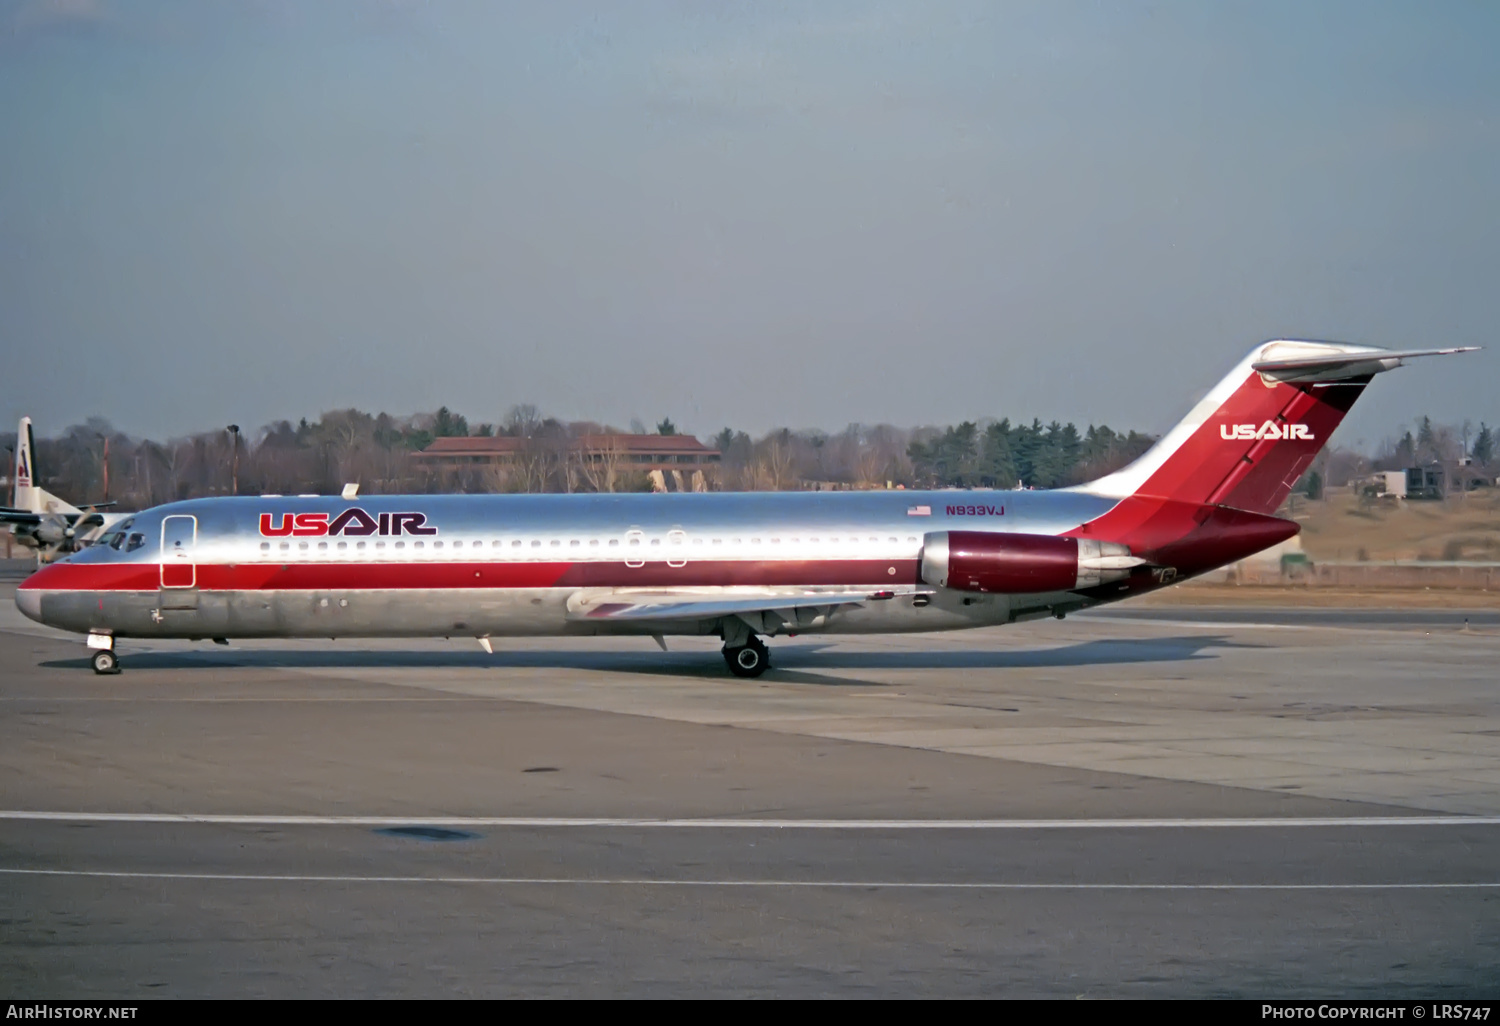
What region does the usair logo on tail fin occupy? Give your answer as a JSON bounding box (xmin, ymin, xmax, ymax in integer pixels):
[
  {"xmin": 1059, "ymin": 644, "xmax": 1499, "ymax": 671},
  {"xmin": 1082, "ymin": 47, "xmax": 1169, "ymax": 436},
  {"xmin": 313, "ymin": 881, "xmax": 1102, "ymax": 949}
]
[
  {"xmin": 1219, "ymin": 422, "xmax": 1315, "ymax": 441},
  {"xmin": 15, "ymin": 447, "xmax": 30, "ymax": 488}
]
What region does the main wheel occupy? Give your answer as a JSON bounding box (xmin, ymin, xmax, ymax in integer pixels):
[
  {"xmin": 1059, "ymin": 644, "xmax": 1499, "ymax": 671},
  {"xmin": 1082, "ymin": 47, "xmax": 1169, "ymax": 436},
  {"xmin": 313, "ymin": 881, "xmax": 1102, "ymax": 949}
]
[
  {"xmin": 723, "ymin": 641, "xmax": 769, "ymax": 678},
  {"xmin": 91, "ymin": 650, "xmax": 119, "ymax": 675}
]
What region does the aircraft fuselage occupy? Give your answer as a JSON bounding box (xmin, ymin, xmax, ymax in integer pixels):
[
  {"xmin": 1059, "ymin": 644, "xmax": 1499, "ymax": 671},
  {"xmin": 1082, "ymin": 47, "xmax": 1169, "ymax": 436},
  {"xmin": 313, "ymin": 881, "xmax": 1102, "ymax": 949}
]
[{"xmin": 18, "ymin": 489, "xmax": 1127, "ymax": 641}]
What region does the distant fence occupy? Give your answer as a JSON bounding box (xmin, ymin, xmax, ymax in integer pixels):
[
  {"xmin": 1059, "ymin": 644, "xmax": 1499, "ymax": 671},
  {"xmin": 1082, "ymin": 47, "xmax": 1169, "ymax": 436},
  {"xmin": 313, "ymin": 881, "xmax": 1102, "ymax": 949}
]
[{"xmin": 1202, "ymin": 561, "xmax": 1500, "ymax": 590}]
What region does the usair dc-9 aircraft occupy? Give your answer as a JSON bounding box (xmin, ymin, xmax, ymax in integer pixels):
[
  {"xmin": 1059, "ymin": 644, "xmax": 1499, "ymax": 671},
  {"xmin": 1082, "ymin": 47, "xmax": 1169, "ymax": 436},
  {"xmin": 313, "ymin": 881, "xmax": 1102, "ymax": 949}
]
[{"xmin": 16, "ymin": 341, "xmax": 1477, "ymax": 676}]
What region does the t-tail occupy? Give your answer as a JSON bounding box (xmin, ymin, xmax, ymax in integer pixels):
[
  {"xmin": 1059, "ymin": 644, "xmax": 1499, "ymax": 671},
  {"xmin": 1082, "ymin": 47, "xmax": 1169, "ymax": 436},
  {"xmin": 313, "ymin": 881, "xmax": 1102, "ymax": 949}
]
[{"xmin": 1067, "ymin": 340, "xmax": 1478, "ymax": 579}]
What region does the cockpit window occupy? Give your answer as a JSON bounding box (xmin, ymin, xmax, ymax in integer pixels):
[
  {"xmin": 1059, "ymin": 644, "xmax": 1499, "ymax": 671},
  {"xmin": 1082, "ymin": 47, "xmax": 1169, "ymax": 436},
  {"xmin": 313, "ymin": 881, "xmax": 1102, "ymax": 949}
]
[
  {"xmin": 126, "ymin": 533, "xmax": 145, "ymax": 552},
  {"xmin": 105, "ymin": 532, "xmax": 127, "ymax": 550}
]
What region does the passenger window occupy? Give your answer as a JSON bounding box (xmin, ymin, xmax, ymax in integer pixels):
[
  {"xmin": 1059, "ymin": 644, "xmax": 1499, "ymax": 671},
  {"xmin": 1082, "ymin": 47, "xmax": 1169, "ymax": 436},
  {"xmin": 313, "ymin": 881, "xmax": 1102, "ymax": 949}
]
[
  {"xmin": 337, "ymin": 541, "xmax": 347, "ymax": 550},
  {"xmin": 126, "ymin": 533, "xmax": 144, "ymax": 552},
  {"xmin": 279, "ymin": 542, "xmax": 290, "ymax": 551},
  {"xmin": 511, "ymin": 540, "xmax": 521, "ymax": 547},
  {"xmin": 259, "ymin": 542, "xmax": 270, "ymax": 552},
  {"xmin": 414, "ymin": 541, "xmax": 424, "ymax": 550},
  {"xmin": 570, "ymin": 540, "xmax": 581, "ymax": 548},
  {"xmin": 650, "ymin": 538, "xmax": 660, "ymax": 547},
  {"xmin": 531, "ymin": 540, "xmax": 541, "ymax": 547},
  {"xmin": 550, "ymin": 540, "xmax": 561, "ymax": 548},
  {"xmin": 376, "ymin": 541, "xmax": 386, "ymax": 549},
  {"xmin": 589, "ymin": 539, "xmax": 600, "ymax": 547},
  {"xmin": 317, "ymin": 542, "xmax": 328, "ymax": 550},
  {"xmin": 493, "ymin": 540, "xmax": 502, "ymax": 548},
  {"xmin": 609, "ymin": 539, "xmax": 619, "ymax": 547},
  {"xmin": 298, "ymin": 542, "xmax": 309, "ymax": 550},
  {"xmin": 356, "ymin": 541, "xmax": 366, "ymax": 550},
  {"xmin": 434, "ymin": 541, "xmax": 444, "ymax": 549},
  {"xmin": 395, "ymin": 541, "xmax": 405, "ymax": 549}
]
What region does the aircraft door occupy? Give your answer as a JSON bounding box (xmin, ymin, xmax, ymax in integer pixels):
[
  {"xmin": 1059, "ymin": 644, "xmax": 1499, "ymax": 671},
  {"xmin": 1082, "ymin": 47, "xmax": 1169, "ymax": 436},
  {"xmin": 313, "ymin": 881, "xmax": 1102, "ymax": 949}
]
[{"xmin": 160, "ymin": 515, "xmax": 197, "ymax": 589}]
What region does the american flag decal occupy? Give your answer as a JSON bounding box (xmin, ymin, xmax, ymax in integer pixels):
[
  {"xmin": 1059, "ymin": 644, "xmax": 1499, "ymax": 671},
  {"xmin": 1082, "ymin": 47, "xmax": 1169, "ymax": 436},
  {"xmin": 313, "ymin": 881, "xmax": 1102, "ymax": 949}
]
[{"xmin": 906, "ymin": 505, "xmax": 931, "ymax": 516}]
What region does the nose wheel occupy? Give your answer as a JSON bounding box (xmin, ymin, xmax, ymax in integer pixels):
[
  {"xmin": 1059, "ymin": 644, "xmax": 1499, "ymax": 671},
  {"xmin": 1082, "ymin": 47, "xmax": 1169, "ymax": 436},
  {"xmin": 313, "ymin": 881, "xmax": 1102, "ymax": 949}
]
[
  {"xmin": 91, "ymin": 650, "xmax": 120, "ymax": 675},
  {"xmin": 723, "ymin": 636, "xmax": 770, "ymax": 678}
]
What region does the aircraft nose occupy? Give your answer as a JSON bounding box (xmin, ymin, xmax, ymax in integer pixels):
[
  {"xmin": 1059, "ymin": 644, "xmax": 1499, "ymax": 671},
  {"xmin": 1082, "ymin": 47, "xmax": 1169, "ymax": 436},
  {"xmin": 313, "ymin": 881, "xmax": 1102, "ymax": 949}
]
[{"xmin": 15, "ymin": 586, "xmax": 43, "ymax": 624}]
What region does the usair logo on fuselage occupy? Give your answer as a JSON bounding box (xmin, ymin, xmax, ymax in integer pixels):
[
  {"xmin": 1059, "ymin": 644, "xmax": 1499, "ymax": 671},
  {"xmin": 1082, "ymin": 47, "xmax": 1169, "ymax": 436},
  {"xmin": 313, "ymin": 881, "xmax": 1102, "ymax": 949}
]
[{"xmin": 258, "ymin": 509, "xmax": 437, "ymax": 537}]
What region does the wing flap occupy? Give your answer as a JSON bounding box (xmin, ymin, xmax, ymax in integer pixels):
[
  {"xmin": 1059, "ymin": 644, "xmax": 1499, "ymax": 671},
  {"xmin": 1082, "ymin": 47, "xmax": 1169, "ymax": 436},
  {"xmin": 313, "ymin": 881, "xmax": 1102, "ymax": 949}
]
[{"xmin": 566, "ymin": 588, "xmax": 887, "ymax": 623}]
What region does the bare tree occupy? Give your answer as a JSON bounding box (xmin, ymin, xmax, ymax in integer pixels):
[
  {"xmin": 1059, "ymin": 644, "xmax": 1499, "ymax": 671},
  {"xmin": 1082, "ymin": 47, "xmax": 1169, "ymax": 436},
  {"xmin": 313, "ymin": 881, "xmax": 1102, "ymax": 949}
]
[
  {"xmin": 503, "ymin": 404, "xmax": 543, "ymax": 438},
  {"xmin": 576, "ymin": 434, "xmax": 627, "ymax": 493}
]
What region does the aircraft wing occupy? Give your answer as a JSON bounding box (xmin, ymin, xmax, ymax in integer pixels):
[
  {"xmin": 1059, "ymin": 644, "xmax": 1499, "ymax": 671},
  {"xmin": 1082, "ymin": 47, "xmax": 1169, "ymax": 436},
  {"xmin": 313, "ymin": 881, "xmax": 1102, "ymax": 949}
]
[
  {"xmin": 0, "ymin": 506, "xmax": 42, "ymax": 526},
  {"xmin": 565, "ymin": 588, "xmax": 888, "ymax": 624}
]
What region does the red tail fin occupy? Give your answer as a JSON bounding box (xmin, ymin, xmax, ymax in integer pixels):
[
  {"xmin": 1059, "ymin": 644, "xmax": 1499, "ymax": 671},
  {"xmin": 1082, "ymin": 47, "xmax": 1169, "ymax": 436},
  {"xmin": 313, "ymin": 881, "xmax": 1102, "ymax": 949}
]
[
  {"xmin": 1066, "ymin": 341, "xmax": 1477, "ymax": 575},
  {"xmin": 1081, "ymin": 341, "xmax": 1475, "ymax": 515}
]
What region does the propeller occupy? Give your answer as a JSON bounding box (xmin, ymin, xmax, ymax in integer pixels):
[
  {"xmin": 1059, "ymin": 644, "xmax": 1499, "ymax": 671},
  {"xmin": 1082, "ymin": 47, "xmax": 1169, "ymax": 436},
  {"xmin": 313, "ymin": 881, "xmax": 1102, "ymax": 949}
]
[{"xmin": 36, "ymin": 506, "xmax": 105, "ymax": 562}]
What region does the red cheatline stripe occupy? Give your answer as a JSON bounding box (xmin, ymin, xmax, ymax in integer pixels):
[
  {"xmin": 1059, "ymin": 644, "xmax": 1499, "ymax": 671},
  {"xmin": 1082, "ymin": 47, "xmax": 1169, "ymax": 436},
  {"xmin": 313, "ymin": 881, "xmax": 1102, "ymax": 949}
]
[{"xmin": 20, "ymin": 558, "xmax": 923, "ymax": 592}]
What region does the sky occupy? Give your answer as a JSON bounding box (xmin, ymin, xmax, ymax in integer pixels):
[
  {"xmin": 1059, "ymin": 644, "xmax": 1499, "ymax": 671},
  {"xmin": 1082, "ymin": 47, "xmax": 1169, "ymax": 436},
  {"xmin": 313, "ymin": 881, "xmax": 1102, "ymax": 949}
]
[{"xmin": 1, "ymin": 0, "xmax": 1496, "ymax": 451}]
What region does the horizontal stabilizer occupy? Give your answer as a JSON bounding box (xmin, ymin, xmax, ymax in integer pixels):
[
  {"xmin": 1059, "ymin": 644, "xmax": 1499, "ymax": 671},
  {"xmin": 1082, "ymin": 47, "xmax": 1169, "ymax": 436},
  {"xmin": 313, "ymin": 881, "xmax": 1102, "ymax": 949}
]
[{"xmin": 1252, "ymin": 344, "xmax": 1479, "ymax": 383}]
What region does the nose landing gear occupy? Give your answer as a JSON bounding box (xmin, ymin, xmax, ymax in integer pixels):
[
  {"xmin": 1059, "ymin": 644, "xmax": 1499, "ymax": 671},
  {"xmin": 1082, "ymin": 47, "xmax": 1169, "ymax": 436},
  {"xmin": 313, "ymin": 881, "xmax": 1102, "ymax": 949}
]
[
  {"xmin": 86, "ymin": 633, "xmax": 120, "ymax": 675},
  {"xmin": 722, "ymin": 636, "xmax": 770, "ymax": 678}
]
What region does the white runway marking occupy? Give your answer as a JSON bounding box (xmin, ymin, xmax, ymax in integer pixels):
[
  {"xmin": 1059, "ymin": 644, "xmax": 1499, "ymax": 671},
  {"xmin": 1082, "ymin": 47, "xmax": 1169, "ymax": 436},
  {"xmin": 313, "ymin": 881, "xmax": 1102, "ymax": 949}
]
[
  {"xmin": 3, "ymin": 812, "xmax": 1499, "ymax": 829},
  {"xmin": 1, "ymin": 868, "xmax": 1494, "ymax": 890}
]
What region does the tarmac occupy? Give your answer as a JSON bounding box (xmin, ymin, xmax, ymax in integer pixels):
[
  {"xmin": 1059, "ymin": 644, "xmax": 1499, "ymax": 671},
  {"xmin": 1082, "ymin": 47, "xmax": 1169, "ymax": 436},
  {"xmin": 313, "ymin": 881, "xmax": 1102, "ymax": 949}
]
[{"xmin": 1, "ymin": 581, "xmax": 1497, "ymax": 997}]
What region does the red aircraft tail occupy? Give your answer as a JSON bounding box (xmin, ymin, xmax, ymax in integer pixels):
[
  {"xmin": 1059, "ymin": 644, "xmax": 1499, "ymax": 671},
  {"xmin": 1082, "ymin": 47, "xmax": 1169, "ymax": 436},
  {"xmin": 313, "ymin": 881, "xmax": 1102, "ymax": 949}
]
[{"xmin": 1068, "ymin": 340, "xmax": 1476, "ymax": 572}]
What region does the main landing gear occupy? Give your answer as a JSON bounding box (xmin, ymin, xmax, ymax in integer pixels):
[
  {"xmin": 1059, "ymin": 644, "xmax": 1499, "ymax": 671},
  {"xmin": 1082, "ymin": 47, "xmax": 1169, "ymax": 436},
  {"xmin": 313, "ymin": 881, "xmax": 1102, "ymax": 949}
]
[{"xmin": 723, "ymin": 635, "xmax": 770, "ymax": 678}]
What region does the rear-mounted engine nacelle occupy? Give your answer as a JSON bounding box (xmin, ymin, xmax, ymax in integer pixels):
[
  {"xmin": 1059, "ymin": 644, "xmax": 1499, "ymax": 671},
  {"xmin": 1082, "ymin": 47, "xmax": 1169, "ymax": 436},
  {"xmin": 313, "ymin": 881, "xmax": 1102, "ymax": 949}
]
[{"xmin": 920, "ymin": 531, "xmax": 1143, "ymax": 594}]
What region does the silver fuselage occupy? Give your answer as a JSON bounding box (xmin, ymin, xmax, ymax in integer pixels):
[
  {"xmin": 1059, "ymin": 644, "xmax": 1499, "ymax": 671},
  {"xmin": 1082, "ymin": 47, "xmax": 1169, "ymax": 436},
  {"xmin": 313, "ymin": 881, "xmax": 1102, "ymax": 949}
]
[{"xmin": 17, "ymin": 489, "xmax": 1121, "ymax": 641}]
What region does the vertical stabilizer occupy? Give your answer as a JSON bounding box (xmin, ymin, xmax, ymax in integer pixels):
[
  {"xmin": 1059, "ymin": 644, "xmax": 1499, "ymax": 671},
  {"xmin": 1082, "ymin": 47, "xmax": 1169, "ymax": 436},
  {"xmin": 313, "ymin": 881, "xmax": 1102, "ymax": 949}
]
[
  {"xmin": 14, "ymin": 417, "xmax": 37, "ymax": 511},
  {"xmin": 1078, "ymin": 341, "xmax": 1476, "ymax": 516},
  {"xmin": 1065, "ymin": 341, "xmax": 1477, "ymax": 567},
  {"xmin": 13, "ymin": 418, "xmax": 79, "ymax": 516}
]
